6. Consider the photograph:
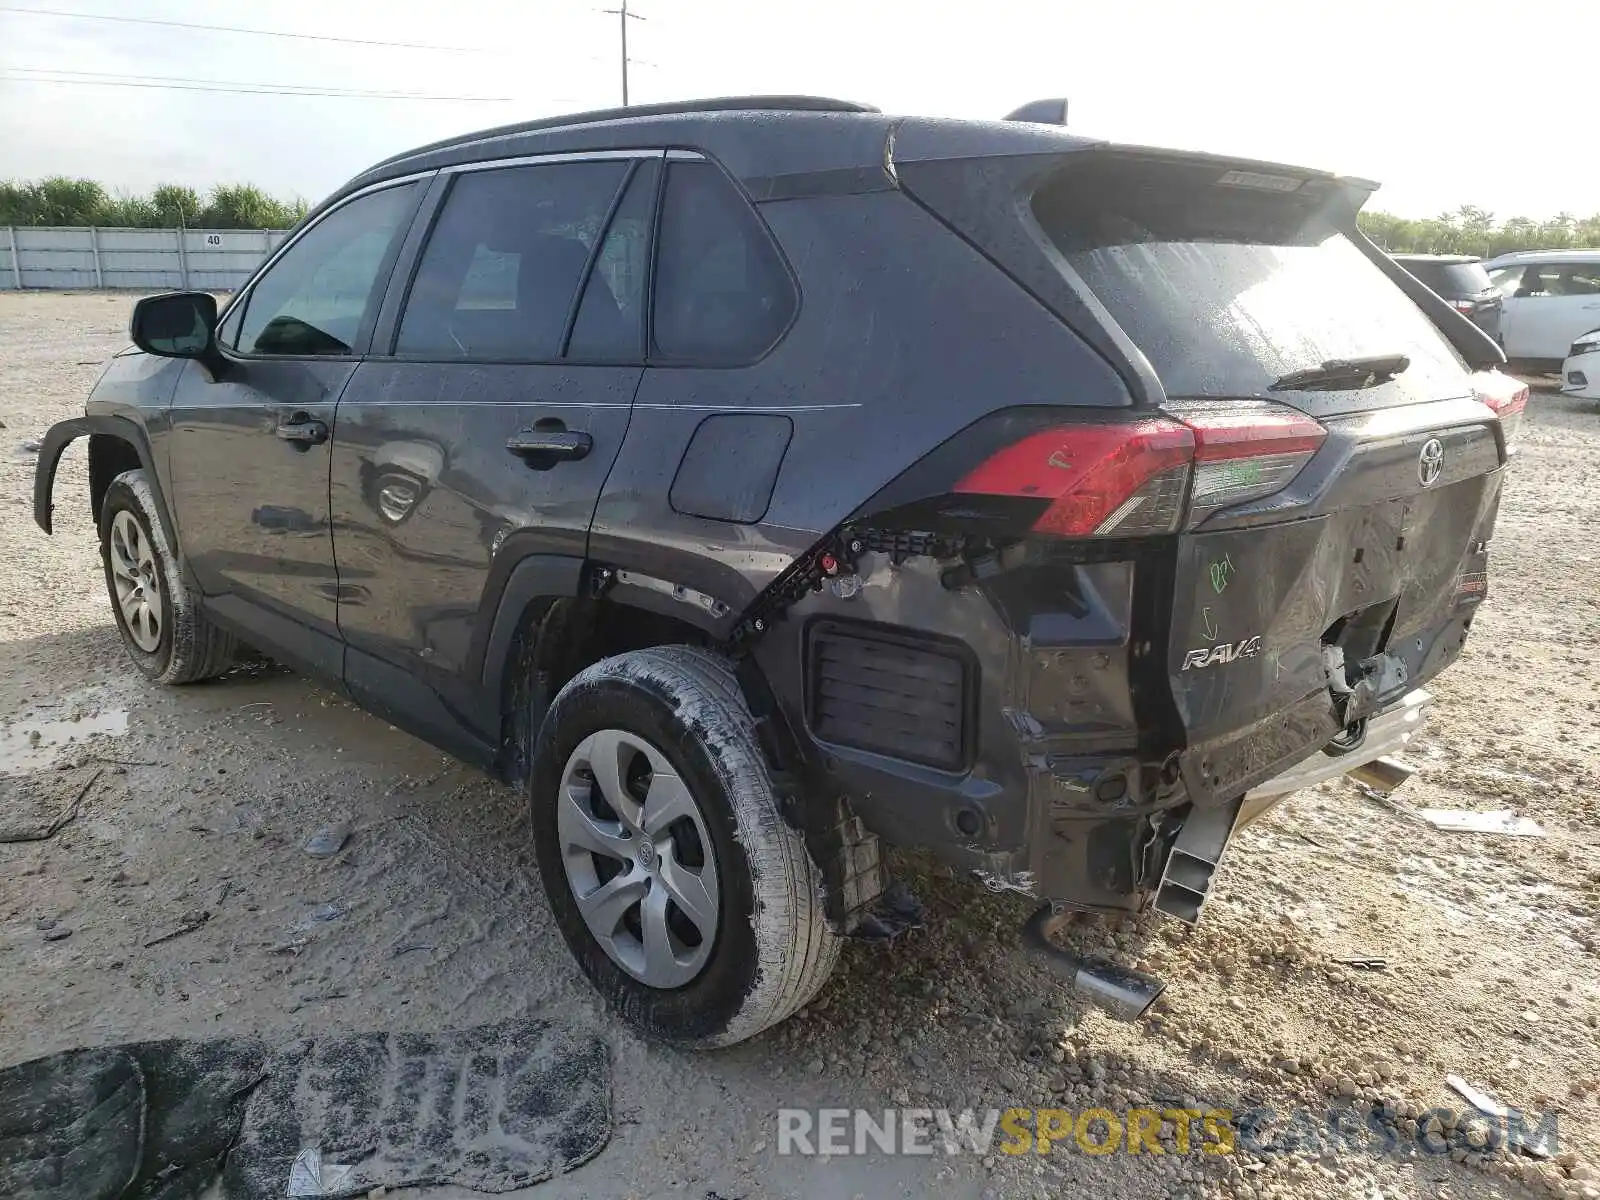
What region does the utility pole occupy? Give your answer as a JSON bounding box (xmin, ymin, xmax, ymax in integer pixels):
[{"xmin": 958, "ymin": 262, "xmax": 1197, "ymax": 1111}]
[{"xmin": 601, "ymin": 0, "xmax": 644, "ymax": 106}]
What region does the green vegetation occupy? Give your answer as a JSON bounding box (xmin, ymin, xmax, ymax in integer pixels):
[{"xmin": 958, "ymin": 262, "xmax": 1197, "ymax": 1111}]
[
  {"xmin": 1359, "ymin": 207, "xmax": 1600, "ymax": 258},
  {"xmin": 0, "ymin": 178, "xmax": 308, "ymax": 229}
]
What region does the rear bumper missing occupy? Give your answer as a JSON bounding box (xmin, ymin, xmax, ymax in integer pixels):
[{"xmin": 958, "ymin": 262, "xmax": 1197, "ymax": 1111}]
[{"xmin": 1237, "ymin": 687, "xmax": 1432, "ymax": 825}]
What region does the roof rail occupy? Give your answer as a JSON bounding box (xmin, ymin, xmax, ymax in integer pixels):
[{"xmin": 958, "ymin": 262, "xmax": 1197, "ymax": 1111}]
[{"xmin": 368, "ymin": 95, "xmax": 879, "ymax": 173}]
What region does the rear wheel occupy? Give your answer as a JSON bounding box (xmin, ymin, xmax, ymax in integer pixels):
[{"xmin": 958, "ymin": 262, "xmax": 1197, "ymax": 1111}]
[
  {"xmin": 530, "ymin": 646, "xmax": 839, "ymax": 1047},
  {"xmin": 99, "ymin": 469, "xmax": 236, "ymax": 684}
]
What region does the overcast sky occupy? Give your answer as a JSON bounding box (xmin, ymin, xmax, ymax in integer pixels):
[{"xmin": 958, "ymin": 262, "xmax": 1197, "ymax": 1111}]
[{"xmin": 1, "ymin": 0, "xmax": 1596, "ymax": 219}]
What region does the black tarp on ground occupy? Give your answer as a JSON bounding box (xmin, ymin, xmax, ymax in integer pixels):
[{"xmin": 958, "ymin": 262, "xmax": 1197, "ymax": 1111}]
[
  {"xmin": 0, "ymin": 1019, "xmax": 610, "ymax": 1199},
  {"xmin": 0, "ymin": 1046, "xmax": 145, "ymax": 1200}
]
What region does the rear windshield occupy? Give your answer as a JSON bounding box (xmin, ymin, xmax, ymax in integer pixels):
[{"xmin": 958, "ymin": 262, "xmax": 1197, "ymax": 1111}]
[
  {"xmin": 1032, "ymin": 159, "xmax": 1469, "ymax": 400},
  {"xmin": 1399, "ymin": 260, "xmax": 1493, "ymax": 296}
]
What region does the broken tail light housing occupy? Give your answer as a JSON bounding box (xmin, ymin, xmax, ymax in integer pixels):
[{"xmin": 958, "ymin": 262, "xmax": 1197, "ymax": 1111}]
[
  {"xmin": 1468, "ymin": 370, "xmax": 1529, "ymax": 447},
  {"xmin": 950, "ymin": 403, "xmax": 1325, "ymax": 537}
]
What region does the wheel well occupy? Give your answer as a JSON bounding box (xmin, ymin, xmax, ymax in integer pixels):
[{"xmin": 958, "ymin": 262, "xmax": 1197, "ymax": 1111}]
[
  {"xmin": 88, "ymin": 434, "xmax": 142, "ymax": 523},
  {"xmin": 494, "ymin": 591, "xmax": 882, "ymax": 926},
  {"xmin": 499, "ymin": 595, "xmax": 713, "ymax": 782}
]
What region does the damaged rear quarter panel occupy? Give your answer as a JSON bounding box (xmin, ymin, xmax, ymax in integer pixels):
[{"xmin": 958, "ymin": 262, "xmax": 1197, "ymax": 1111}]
[{"xmin": 589, "ymin": 187, "xmax": 1130, "ymax": 618}]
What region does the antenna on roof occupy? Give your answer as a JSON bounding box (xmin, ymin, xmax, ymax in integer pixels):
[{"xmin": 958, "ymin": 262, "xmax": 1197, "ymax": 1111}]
[{"xmin": 1004, "ymin": 98, "xmax": 1068, "ymax": 126}]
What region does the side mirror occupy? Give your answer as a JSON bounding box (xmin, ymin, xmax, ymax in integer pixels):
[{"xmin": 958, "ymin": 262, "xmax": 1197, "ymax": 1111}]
[{"xmin": 130, "ymin": 291, "xmax": 219, "ymax": 360}]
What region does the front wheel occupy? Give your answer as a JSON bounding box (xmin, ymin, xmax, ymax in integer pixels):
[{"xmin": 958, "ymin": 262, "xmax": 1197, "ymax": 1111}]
[
  {"xmin": 530, "ymin": 646, "xmax": 840, "ymax": 1048},
  {"xmin": 99, "ymin": 469, "xmax": 235, "ymax": 684}
]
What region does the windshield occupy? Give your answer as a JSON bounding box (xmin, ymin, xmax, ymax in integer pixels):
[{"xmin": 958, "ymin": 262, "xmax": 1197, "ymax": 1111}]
[{"xmin": 1032, "ymin": 160, "xmax": 1468, "ymax": 401}]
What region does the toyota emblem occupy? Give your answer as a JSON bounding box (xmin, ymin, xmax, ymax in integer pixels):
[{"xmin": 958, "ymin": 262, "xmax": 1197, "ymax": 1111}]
[{"xmin": 1418, "ymin": 438, "xmax": 1444, "ymax": 488}]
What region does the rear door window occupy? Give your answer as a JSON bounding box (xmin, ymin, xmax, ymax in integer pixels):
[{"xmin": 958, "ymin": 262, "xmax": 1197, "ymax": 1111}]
[
  {"xmin": 396, "ymin": 160, "xmax": 628, "ymax": 361},
  {"xmin": 1549, "ymin": 265, "xmax": 1600, "ymax": 295},
  {"xmin": 1031, "ymin": 160, "xmax": 1469, "ymax": 400},
  {"xmin": 650, "ymin": 160, "xmax": 796, "ymax": 362},
  {"xmin": 567, "ymin": 158, "xmax": 659, "ymax": 362}
]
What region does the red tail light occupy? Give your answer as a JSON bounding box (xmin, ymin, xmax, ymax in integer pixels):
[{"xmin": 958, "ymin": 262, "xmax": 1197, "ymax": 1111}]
[
  {"xmin": 954, "ymin": 419, "xmax": 1192, "ymax": 536},
  {"xmin": 951, "ymin": 403, "xmax": 1326, "ymax": 537},
  {"xmin": 1177, "ymin": 404, "xmax": 1326, "ymax": 524},
  {"xmin": 1469, "ymin": 370, "xmax": 1528, "ymax": 445}
]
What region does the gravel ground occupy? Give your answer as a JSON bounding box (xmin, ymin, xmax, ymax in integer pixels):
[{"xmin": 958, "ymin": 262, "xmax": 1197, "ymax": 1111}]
[{"xmin": 2, "ymin": 290, "xmax": 1598, "ymax": 1200}]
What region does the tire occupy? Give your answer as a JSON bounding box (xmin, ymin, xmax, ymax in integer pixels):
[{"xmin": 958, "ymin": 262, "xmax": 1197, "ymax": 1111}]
[
  {"xmin": 99, "ymin": 469, "xmax": 236, "ymax": 684},
  {"xmin": 530, "ymin": 645, "xmax": 840, "ymax": 1048}
]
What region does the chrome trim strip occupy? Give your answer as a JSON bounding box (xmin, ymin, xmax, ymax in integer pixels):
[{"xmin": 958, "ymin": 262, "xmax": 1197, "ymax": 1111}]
[{"xmin": 445, "ymin": 148, "xmax": 670, "ymax": 174}]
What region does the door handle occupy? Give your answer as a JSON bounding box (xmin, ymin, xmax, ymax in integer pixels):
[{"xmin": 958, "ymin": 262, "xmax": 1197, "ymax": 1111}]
[
  {"xmin": 276, "ymin": 415, "xmax": 329, "ymax": 446},
  {"xmin": 506, "ymin": 429, "xmax": 592, "ymax": 463}
]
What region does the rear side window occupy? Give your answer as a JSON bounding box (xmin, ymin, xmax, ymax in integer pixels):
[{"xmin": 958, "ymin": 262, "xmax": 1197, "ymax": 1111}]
[
  {"xmin": 1399, "ymin": 260, "xmax": 1489, "ymax": 296},
  {"xmin": 396, "ymin": 161, "xmax": 628, "ymax": 360},
  {"xmin": 1032, "ymin": 159, "xmax": 1469, "ymax": 399},
  {"xmin": 651, "ymin": 160, "xmax": 795, "ymax": 361},
  {"xmin": 1439, "ymin": 261, "xmax": 1492, "ymax": 294},
  {"xmin": 1396, "ymin": 260, "xmax": 1449, "ymax": 292}
]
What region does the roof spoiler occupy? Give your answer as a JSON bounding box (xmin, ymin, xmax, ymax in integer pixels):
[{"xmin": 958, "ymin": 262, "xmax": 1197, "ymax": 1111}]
[{"xmin": 1004, "ymin": 98, "xmax": 1068, "ymax": 125}]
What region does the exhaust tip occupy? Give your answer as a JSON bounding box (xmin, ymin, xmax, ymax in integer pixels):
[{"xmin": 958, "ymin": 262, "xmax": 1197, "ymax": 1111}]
[
  {"xmin": 1021, "ymin": 905, "xmax": 1166, "ymax": 1022},
  {"xmin": 1071, "ymin": 958, "xmax": 1167, "ymax": 1022},
  {"xmin": 1347, "ymin": 755, "xmax": 1415, "ymax": 795}
]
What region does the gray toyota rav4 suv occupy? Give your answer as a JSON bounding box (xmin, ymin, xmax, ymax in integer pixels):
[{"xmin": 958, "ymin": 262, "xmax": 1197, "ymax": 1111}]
[{"xmin": 34, "ymin": 96, "xmax": 1522, "ymax": 1047}]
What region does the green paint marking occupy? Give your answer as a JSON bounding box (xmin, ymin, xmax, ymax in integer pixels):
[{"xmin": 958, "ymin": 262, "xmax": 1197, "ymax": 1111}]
[
  {"xmin": 1209, "ymin": 553, "xmax": 1236, "ymax": 595},
  {"xmin": 1214, "ymin": 461, "xmax": 1263, "ymax": 489}
]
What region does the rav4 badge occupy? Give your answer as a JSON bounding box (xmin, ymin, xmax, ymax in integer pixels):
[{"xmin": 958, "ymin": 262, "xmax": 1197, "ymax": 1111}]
[{"xmin": 1181, "ymin": 636, "xmax": 1263, "ymax": 670}]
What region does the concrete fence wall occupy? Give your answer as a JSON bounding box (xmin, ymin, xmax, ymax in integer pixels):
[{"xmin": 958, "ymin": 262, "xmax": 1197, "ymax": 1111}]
[{"xmin": 0, "ymin": 226, "xmax": 291, "ymax": 291}]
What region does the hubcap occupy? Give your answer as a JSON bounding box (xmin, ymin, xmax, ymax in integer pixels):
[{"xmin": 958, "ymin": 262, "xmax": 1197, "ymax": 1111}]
[
  {"xmin": 109, "ymin": 510, "xmax": 161, "ymax": 653},
  {"xmin": 557, "ymin": 729, "xmax": 720, "ymax": 988}
]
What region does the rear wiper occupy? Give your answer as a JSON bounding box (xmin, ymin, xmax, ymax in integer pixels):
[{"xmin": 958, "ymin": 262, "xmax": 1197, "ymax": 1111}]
[{"xmin": 1269, "ymin": 354, "xmax": 1411, "ymax": 392}]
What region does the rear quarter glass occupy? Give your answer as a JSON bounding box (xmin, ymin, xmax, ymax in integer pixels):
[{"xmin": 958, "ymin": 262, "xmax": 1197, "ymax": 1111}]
[
  {"xmin": 1030, "ymin": 158, "xmax": 1472, "ymax": 414},
  {"xmin": 1396, "ymin": 261, "xmax": 1492, "ymax": 298},
  {"xmin": 1398, "ymin": 261, "xmax": 1452, "ymax": 293},
  {"xmin": 1440, "ymin": 261, "xmax": 1493, "ymax": 294}
]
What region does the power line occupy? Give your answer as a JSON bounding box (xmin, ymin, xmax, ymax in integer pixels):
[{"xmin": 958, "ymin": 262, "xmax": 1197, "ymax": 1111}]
[
  {"xmin": 0, "ymin": 5, "xmax": 489, "ymax": 52},
  {"xmin": 0, "ymin": 73, "xmax": 511, "ymax": 101},
  {"xmin": 5, "ymin": 66, "xmax": 509, "ymax": 99}
]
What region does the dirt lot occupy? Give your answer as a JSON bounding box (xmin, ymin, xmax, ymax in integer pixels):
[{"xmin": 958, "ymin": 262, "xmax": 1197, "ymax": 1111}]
[{"xmin": 3, "ymin": 290, "xmax": 1599, "ymax": 1200}]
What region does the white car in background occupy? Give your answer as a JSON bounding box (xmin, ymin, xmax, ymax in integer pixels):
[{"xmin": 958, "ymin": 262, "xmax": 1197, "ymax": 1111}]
[
  {"xmin": 1483, "ymin": 249, "xmax": 1600, "ymax": 370},
  {"xmin": 1562, "ymin": 328, "xmax": 1600, "ymax": 401}
]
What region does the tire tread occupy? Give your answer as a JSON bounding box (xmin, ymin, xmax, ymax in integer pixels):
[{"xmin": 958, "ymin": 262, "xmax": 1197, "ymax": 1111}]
[
  {"xmin": 102, "ymin": 470, "xmax": 236, "ymax": 685},
  {"xmin": 539, "ymin": 644, "xmax": 840, "ymax": 1047}
]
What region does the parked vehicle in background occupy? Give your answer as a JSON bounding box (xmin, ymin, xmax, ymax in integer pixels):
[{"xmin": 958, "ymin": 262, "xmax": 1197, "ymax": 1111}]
[
  {"xmin": 33, "ymin": 95, "xmax": 1520, "ymax": 1048},
  {"xmin": 1562, "ymin": 328, "xmax": 1600, "ymax": 401},
  {"xmin": 1392, "ymin": 254, "xmax": 1502, "ymax": 342},
  {"xmin": 1484, "ymin": 249, "xmax": 1600, "ymax": 370}
]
